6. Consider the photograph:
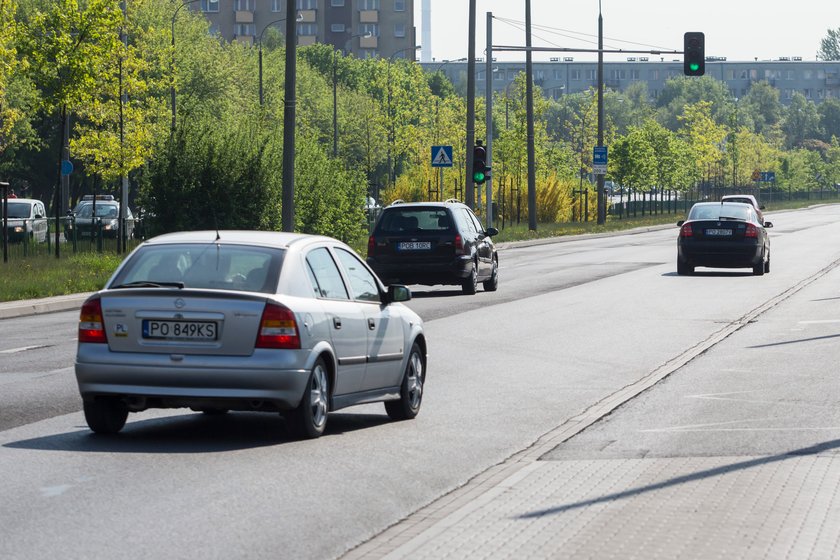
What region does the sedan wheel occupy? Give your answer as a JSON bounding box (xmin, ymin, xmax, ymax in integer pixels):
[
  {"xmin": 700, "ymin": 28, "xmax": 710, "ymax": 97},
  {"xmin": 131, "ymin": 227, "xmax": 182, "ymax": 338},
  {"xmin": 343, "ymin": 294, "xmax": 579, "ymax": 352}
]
[
  {"xmin": 462, "ymin": 263, "xmax": 477, "ymax": 295},
  {"xmin": 83, "ymin": 398, "xmax": 128, "ymax": 434},
  {"xmin": 385, "ymin": 343, "xmax": 424, "ymax": 420},
  {"xmin": 677, "ymin": 258, "xmax": 694, "ymax": 276},
  {"xmin": 482, "ymin": 258, "xmax": 499, "ymax": 292},
  {"xmin": 753, "ymin": 251, "xmax": 766, "ymax": 276},
  {"xmin": 289, "ymin": 358, "xmax": 329, "ymax": 439}
]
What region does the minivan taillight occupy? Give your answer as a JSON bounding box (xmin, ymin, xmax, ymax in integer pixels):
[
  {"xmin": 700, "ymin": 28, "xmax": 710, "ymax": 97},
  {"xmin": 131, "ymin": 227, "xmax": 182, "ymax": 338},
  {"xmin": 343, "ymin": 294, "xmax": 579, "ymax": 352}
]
[
  {"xmin": 745, "ymin": 224, "xmax": 758, "ymax": 238},
  {"xmin": 454, "ymin": 234, "xmax": 465, "ymax": 255},
  {"xmin": 679, "ymin": 223, "xmax": 693, "ymax": 238},
  {"xmin": 367, "ymin": 235, "xmax": 376, "ymax": 257},
  {"xmin": 79, "ymin": 298, "xmax": 107, "ymax": 343},
  {"xmin": 256, "ymin": 303, "xmax": 300, "ymax": 349}
]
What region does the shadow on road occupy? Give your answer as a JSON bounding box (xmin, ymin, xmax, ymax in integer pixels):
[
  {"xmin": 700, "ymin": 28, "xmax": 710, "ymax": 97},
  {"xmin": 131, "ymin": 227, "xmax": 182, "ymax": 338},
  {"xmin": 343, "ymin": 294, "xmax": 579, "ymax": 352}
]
[
  {"xmin": 518, "ymin": 438, "xmax": 840, "ymax": 519},
  {"xmin": 3, "ymin": 410, "xmax": 392, "ymax": 454}
]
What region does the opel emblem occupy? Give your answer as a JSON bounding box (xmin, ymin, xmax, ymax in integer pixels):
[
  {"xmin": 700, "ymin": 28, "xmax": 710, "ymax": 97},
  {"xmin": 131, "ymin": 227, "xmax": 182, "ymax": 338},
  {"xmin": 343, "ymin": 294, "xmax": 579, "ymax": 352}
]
[{"xmin": 174, "ymin": 298, "xmax": 185, "ymax": 309}]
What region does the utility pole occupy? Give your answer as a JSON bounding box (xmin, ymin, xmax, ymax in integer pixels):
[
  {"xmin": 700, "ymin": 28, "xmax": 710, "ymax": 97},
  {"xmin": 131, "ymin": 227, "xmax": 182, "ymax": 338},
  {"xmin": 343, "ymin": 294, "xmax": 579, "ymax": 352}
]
[
  {"xmin": 596, "ymin": 1, "xmax": 606, "ymax": 225},
  {"xmin": 465, "ymin": 0, "xmax": 476, "ymax": 208},
  {"xmin": 485, "ymin": 12, "xmax": 493, "ymax": 228},
  {"xmin": 281, "ymin": 0, "xmax": 296, "ymax": 232},
  {"xmin": 525, "ymin": 0, "xmax": 536, "ymax": 231}
]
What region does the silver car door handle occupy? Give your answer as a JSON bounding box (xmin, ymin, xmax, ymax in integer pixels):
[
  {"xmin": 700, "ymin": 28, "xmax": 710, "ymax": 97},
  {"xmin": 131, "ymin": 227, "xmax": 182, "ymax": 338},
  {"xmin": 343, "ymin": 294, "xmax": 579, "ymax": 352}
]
[
  {"xmin": 368, "ymin": 318, "xmax": 376, "ymax": 330},
  {"xmin": 333, "ymin": 317, "xmax": 342, "ymax": 329}
]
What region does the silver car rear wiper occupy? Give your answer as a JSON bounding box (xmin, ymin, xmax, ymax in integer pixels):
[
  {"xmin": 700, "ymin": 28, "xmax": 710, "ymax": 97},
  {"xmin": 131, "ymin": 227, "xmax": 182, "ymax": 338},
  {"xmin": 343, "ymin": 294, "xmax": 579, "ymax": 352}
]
[{"xmin": 110, "ymin": 281, "xmax": 185, "ymax": 289}]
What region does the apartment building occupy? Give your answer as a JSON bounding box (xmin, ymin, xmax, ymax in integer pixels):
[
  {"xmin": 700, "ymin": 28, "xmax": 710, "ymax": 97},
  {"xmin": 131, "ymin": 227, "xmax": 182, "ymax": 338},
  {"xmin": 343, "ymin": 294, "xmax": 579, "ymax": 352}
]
[
  {"xmin": 425, "ymin": 58, "xmax": 840, "ymax": 105},
  {"xmin": 192, "ymin": 0, "xmax": 416, "ymax": 60}
]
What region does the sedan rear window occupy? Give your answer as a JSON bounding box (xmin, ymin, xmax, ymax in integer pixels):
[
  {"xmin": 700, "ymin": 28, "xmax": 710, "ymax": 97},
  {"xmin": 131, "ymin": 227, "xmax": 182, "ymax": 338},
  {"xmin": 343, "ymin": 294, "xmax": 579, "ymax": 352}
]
[
  {"xmin": 689, "ymin": 203, "xmax": 753, "ymax": 222},
  {"xmin": 112, "ymin": 244, "xmax": 285, "ymax": 293}
]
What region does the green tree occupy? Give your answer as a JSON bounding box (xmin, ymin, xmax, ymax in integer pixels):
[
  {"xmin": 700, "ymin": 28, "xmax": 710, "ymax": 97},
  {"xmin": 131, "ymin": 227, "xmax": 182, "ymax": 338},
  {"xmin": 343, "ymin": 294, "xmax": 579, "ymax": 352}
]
[
  {"xmin": 656, "ymin": 76, "xmax": 732, "ymax": 130},
  {"xmin": 818, "ymin": 98, "xmax": 840, "ymax": 141},
  {"xmin": 741, "ymin": 81, "xmax": 783, "ymax": 138},
  {"xmin": 817, "ymin": 28, "xmax": 840, "ymax": 61},
  {"xmin": 677, "ymin": 101, "xmax": 727, "ymax": 185},
  {"xmin": 782, "ymin": 92, "xmax": 823, "ymax": 148}
]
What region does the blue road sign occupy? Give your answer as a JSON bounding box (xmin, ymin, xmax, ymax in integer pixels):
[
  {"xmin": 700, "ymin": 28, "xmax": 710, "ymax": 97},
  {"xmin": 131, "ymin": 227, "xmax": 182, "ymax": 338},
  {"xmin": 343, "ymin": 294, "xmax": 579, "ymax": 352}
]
[
  {"xmin": 593, "ymin": 146, "xmax": 607, "ymax": 175},
  {"xmin": 762, "ymin": 171, "xmax": 776, "ymax": 182},
  {"xmin": 431, "ymin": 145, "xmax": 454, "ymax": 167},
  {"xmin": 61, "ymin": 160, "xmax": 74, "ymax": 176}
]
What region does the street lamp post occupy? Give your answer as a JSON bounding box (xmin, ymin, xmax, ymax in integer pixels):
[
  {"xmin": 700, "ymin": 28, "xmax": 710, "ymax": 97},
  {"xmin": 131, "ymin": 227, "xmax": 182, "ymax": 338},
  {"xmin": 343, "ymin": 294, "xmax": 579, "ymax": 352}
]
[
  {"xmin": 386, "ymin": 44, "xmax": 420, "ymax": 188},
  {"xmin": 170, "ymin": 0, "xmax": 200, "ymax": 134},
  {"xmin": 732, "ymin": 97, "xmax": 739, "ymax": 189},
  {"xmin": 333, "ymin": 32, "xmax": 371, "ymax": 157}
]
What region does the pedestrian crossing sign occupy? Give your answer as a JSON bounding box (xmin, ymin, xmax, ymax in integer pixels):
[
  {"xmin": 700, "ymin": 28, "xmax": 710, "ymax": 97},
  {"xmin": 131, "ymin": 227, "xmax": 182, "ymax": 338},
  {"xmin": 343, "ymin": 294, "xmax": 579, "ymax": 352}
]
[{"xmin": 431, "ymin": 145, "xmax": 454, "ymax": 167}]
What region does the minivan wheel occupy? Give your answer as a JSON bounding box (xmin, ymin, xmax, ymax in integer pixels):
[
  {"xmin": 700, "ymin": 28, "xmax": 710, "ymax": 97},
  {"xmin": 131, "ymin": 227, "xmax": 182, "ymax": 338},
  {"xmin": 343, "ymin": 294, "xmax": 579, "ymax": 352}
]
[
  {"xmin": 385, "ymin": 343, "xmax": 424, "ymax": 420},
  {"xmin": 289, "ymin": 358, "xmax": 329, "ymax": 439},
  {"xmin": 83, "ymin": 398, "xmax": 128, "ymax": 434},
  {"xmin": 482, "ymin": 258, "xmax": 499, "ymax": 292},
  {"xmin": 462, "ymin": 263, "xmax": 477, "ymax": 295}
]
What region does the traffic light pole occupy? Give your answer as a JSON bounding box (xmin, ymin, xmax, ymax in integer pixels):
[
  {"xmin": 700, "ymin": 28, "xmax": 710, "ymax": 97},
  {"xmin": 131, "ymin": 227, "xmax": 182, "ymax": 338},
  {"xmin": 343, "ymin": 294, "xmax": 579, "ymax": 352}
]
[
  {"xmin": 464, "ymin": 0, "xmax": 476, "ymax": 209},
  {"xmin": 485, "ymin": 12, "xmax": 493, "ymax": 228}
]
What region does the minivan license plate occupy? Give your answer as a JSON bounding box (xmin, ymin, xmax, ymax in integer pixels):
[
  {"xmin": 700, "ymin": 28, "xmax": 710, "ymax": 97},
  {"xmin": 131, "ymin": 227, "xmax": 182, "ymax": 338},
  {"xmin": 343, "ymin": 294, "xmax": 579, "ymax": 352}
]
[
  {"xmin": 397, "ymin": 241, "xmax": 431, "ymax": 251},
  {"xmin": 142, "ymin": 320, "xmax": 217, "ymax": 340}
]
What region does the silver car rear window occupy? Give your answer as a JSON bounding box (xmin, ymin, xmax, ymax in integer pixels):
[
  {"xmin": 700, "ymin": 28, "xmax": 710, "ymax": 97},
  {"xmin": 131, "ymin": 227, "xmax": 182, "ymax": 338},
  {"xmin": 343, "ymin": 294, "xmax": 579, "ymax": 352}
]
[{"xmin": 112, "ymin": 243, "xmax": 285, "ymax": 293}]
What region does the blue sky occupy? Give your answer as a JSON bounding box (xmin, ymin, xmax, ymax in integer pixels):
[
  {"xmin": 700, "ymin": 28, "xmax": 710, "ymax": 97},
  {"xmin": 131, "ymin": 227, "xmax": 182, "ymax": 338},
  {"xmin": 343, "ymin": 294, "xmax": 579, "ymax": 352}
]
[{"xmin": 414, "ymin": 0, "xmax": 838, "ymax": 63}]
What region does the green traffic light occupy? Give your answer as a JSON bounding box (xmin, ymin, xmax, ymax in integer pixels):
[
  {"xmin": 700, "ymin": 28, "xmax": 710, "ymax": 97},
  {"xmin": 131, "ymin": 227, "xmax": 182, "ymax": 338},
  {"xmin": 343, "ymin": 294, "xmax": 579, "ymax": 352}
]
[
  {"xmin": 690, "ymin": 63, "xmax": 700, "ymax": 72},
  {"xmin": 473, "ymin": 171, "xmax": 485, "ymax": 183}
]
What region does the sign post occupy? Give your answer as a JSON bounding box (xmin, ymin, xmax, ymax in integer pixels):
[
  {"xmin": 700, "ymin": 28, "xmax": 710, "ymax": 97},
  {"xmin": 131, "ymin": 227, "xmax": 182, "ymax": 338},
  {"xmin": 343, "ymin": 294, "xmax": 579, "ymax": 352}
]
[{"xmin": 432, "ymin": 145, "xmax": 453, "ymax": 202}]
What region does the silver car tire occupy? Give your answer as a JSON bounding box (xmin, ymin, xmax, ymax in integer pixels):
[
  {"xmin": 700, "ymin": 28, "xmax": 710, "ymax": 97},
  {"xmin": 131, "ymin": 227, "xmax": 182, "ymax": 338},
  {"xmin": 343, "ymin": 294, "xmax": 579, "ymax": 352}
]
[
  {"xmin": 84, "ymin": 398, "xmax": 128, "ymax": 434},
  {"xmin": 289, "ymin": 358, "xmax": 330, "ymax": 439},
  {"xmin": 385, "ymin": 343, "xmax": 424, "ymax": 421}
]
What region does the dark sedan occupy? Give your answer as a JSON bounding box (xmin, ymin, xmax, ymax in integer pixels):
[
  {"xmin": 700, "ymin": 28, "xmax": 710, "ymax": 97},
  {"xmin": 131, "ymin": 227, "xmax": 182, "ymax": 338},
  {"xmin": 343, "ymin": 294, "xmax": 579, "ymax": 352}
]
[{"xmin": 677, "ymin": 202, "xmax": 773, "ymax": 276}]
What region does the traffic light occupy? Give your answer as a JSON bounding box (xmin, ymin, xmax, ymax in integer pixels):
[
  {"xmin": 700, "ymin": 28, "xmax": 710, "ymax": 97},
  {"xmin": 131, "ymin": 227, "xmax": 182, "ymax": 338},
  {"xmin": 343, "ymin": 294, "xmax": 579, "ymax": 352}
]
[
  {"xmin": 683, "ymin": 32, "xmax": 705, "ymax": 76},
  {"xmin": 472, "ymin": 141, "xmax": 490, "ymax": 184}
]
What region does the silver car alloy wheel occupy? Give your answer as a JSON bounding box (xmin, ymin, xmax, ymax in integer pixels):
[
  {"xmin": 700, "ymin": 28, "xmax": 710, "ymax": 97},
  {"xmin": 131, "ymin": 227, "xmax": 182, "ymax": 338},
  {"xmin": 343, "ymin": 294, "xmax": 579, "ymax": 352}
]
[
  {"xmin": 406, "ymin": 351, "xmax": 423, "ymax": 409},
  {"xmin": 309, "ymin": 363, "xmax": 329, "ymax": 429}
]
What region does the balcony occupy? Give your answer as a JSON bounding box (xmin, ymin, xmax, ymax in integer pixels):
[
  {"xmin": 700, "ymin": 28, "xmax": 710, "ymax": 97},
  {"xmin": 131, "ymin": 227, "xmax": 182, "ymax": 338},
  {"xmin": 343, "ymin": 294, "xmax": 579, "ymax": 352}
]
[
  {"xmin": 359, "ymin": 10, "xmax": 378, "ymax": 23},
  {"xmin": 235, "ymin": 10, "xmax": 253, "ymax": 23},
  {"xmin": 359, "ymin": 35, "xmax": 378, "ymax": 49},
  {"xmin": 298, "ymin": 9, "xmax": 316, "ymax": 23}
]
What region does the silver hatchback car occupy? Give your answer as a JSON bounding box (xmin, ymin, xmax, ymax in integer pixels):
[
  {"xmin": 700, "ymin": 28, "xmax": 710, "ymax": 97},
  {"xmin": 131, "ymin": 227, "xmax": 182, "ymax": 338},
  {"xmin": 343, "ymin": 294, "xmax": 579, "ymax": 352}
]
[{"xmin": 75, "ymin": 231, "xmax": 426, "ymax": 439}]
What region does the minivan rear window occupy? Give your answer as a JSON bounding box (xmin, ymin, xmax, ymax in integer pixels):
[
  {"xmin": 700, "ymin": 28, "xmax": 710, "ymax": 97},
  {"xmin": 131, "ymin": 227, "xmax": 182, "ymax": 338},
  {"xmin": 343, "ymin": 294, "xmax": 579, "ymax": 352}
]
[{"xmin": 377, "ymin": 208, "xmax": 452, "ymax": 233}]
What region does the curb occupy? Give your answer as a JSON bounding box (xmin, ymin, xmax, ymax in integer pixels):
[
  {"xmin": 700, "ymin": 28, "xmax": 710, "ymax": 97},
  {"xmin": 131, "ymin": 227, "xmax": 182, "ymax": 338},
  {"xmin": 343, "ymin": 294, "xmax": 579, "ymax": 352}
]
[{"xmin": 0, "ymin": 292, "xmax": 93, "ymax": 320}]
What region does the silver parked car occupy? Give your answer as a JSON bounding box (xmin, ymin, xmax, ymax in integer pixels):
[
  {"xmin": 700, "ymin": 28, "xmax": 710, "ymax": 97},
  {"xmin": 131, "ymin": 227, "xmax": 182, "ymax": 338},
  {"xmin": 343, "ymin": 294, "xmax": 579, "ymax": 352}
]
[{"xmin": 75, "ymin": 230, "xmax": 426, "ymax": 439}]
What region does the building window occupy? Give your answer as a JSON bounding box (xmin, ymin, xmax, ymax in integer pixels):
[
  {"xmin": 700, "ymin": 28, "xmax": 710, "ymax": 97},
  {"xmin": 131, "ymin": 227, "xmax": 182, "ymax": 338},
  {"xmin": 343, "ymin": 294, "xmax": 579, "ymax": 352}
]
[
  {"xmin": 298, "ymin": 23, "xmax": 317, "ymax": 35},
  {"xmin": 331, "ymin": 0, "xmax": 345, "ymax": 5},
  {"xmin": 534, "ymin": 70, "xmax": 544, "ymax": 80},
  {"xmin": 359, "ymin": 0, "xmax": 380, "ymax": 8},
  {"xmin": 786, "ymin": 70, "xmax": 795, "ymax": 80},
  {"xmin": 610, "ymin": 69, "xmax": 625, "ymax": 80},
  {"xmin": 235, "ymin": 23, "xmax": 255, "ymax": 36},
  {"xmin": 651, "ymin": 69, "xmax": 659, "ymax": 80},
  {"xmin": 395, "ymin": 0, "xmax": 406, "ymax": 10},
  {"xmin": 477, "ymin": 70, "xmax": 484, "ymax": 81},
  {"xmin": 362, "ymin": 49, "xmax": 378, "ymax": 58},
  {"xmin": 271, "ymin": 0, "xmax": 283, "ymax": 11},
  {"xmin": 235, "ymin": 0, "xmax": 254, "ymax": 10},
  {"xmin": 587, "ymin": 69, "xmax": 596, "ymax": 80},
  {"xmin": 200, "ymin": 0, "xmax": 219, "ymax": 12},
  {"xmin": 331, "ymin": 23, "xmax": 346, "ymax": 32},
  {"xmin": 803, "ymin": 70, "xmax": 813, "ymax": 80},
  {"xmin": 570, "ymin": 69, "xmax": 580, "ymax": 80},
  {"xmin": 553, "ymin": 69, "xmax": 563, "ymax": 79},
  {"xmin": 804, "ymin": 88, "xmax": 812, "ymax": 99},
  {"xmin": 359, "ymin": 23, "xmax": 379, "ymax": 36},
  {"xmin": 630, "ymin": 69, "xmax": 640, "ymax": 80},
  {"xmin": 394, "ymin": 23, "xmax": 406, "ymax": 37},
  {"xmin": 296, "ymin": 0, "xmax": 316, "ymax": 8}
]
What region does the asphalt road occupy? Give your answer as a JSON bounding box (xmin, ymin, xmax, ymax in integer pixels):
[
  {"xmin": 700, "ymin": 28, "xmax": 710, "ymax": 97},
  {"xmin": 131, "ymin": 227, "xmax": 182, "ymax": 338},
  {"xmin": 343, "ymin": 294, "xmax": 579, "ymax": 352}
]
[{"xmin": 2, "ymin": 204, "xmax": 840, "ymax": 559}]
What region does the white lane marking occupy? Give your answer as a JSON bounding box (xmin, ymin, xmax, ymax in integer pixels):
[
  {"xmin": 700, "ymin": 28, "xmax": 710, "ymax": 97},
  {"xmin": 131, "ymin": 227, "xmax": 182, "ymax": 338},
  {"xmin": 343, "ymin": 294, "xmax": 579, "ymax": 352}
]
[
  {"xmin": 798, "ymin": 319, "xmax": 840, "ymax": 324},
  {"xmin": 641, "ymin": 426, "xmax": 840, "ymax": 433},
  {"xmin": 686, "ymin": 391, "xmax": 835, "ymax": 408},
  {"xmin": 41, "ymin": 484, "xmax": 73, "ymax": 498},
  {"xmin": 640, "ymin": 417, "xmax": 776, "ymax": 432},
  {"xmin": 0, "ymin": 345, "xmax": 50, "ymax": 354}
]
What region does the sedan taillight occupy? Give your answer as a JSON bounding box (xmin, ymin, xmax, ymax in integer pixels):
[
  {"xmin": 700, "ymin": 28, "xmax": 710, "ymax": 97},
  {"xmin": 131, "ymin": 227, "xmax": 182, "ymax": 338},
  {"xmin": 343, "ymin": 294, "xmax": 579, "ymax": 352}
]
[
  {"xmin": 745, "ymin": 224, "xmax": 758, "ymax": 238},
  {"xmin": 256, "ymin": 303, "xmax": 300, "ymax": 349},
  {"xmin": 79, "ymin": 298, "xmax": 107, "ymax": 343},
  {"xmin": 680, "ymin": 223, "xmax": 693, "ymax": 238}
]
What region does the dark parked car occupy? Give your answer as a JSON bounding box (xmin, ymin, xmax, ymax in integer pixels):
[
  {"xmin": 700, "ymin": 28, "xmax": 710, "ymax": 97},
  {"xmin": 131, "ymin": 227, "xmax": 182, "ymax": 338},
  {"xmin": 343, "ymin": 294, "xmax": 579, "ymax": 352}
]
[
  {"xmin": 677, "ymin": 201, "xmax": 773, "ymax": 276},
  {"xmin": 75, "ymin": 230, "xmax": 426, "ymax": 439},
  {"xmin": 66, "ymin": 199, "xmax": 135, "ymax": 240},
  {"xmin": 366, "ymin": 199, "xmax": 499, "ymax": 294}
]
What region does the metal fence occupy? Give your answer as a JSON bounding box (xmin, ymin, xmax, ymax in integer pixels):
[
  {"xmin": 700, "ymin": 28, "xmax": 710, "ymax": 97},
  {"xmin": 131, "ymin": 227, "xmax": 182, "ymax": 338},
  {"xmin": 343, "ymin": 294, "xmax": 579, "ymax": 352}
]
[{"xmin": 1, "ymin": 215, "xmax": 149, "ymax": 262}]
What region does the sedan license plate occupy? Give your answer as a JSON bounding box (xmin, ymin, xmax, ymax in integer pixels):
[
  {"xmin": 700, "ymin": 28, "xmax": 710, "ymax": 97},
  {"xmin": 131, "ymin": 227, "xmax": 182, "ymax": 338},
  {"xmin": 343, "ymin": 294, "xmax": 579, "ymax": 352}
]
[
  {"xmin": 705, "ymin": 228, "xmax": 733, "ymax": 236},
  {"xmin": 142, "ymin": 320, "xmax": 217, "ymax": 340},
  {"xmin": 397, "ymin": 241, "xmax": 431, "ymax": 251}
]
